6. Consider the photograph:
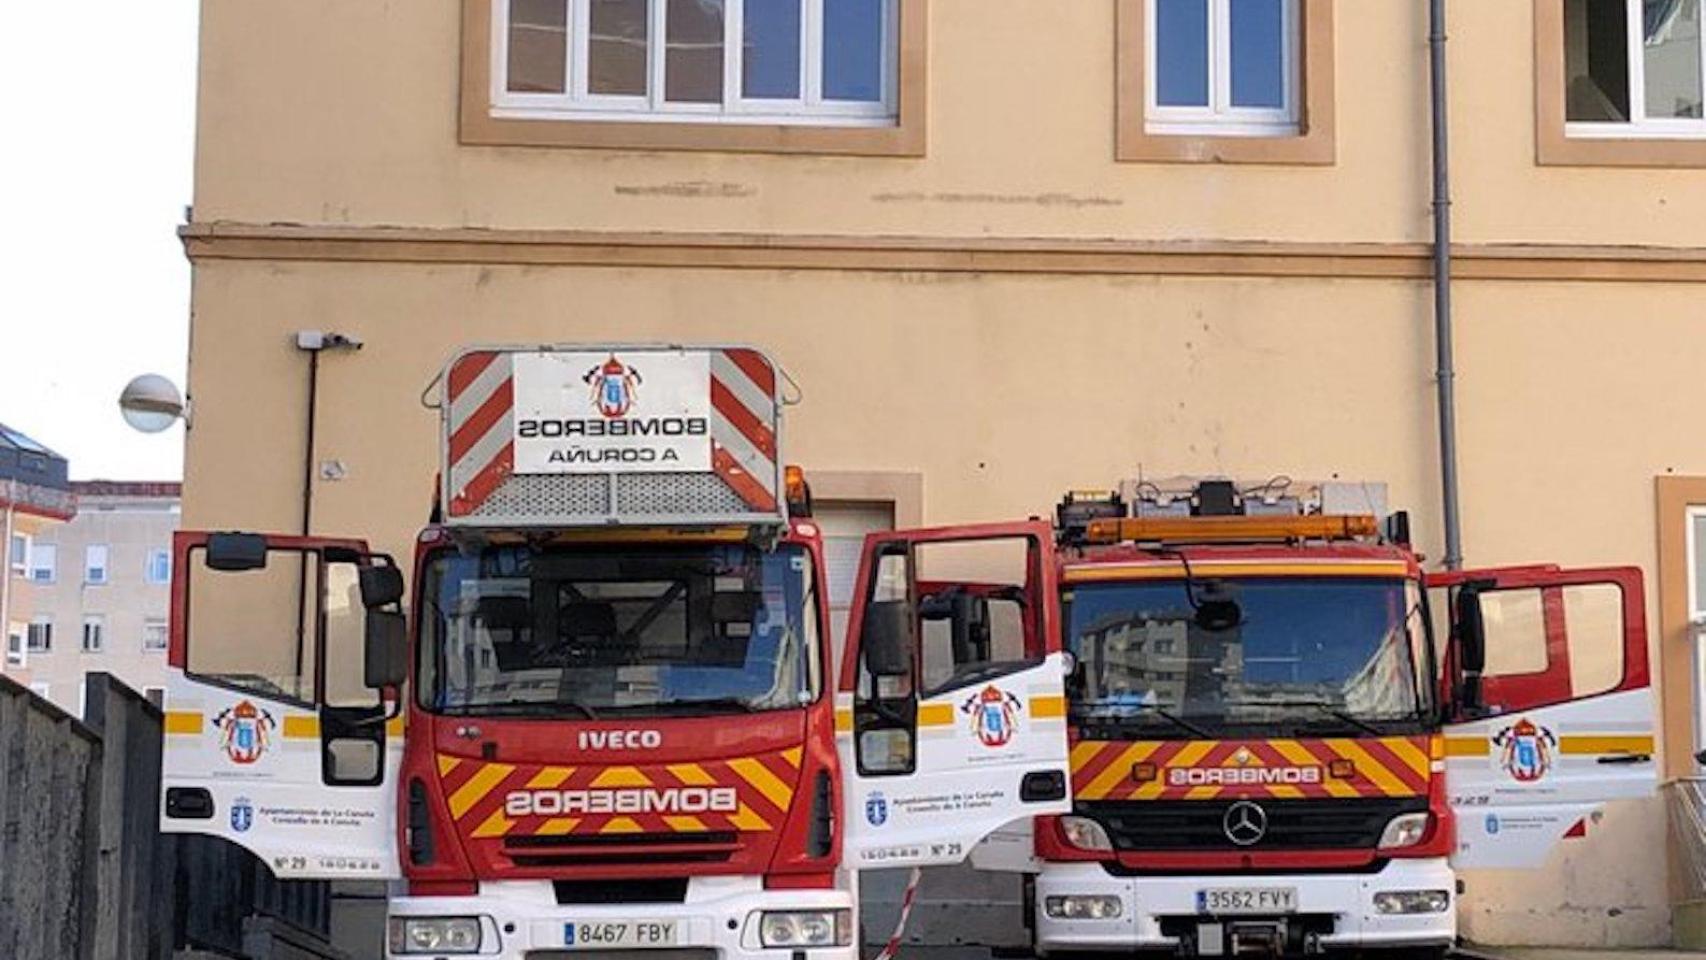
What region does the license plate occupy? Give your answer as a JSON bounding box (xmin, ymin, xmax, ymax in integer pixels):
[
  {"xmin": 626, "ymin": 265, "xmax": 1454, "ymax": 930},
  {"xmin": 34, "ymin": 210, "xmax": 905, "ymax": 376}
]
[
  {"xmin": 1195, "ymin": 887, "xmax": 1298, "ymax": 915},
  {"xmin": 563, "ymin": 921, "xmax": 680, "ymax": 948}
]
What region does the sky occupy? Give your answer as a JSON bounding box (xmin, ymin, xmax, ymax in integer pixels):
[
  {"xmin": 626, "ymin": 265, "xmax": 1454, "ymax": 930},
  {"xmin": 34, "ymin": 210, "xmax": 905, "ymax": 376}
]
[{"xmin": 0, "ymin": 3, "xmax": 198, "ymax": 481}]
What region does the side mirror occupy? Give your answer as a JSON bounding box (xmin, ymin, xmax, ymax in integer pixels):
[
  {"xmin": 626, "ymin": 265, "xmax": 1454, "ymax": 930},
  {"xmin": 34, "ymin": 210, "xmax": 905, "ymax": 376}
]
[
  {"xmin": 862, "ymin": 600, "xmax": 914, "ymax": 679},
  {"xmin": 360, "ymin": 565, "xmax": 405, "ymax": 609},
  {"xmin": 1455, "ymin": 586, "xmax": 1487, "ymax": 712},
  {"xmin": 1456, "ymin": 587, "xmax": 1487, "ymax": 674},
  {"xmin": 364, "ymin": 610, "xmax": 408, "ymax": 688},
  {"xmin": 205, "ymin": 533, "xmax": 268, "ymax": 572}
]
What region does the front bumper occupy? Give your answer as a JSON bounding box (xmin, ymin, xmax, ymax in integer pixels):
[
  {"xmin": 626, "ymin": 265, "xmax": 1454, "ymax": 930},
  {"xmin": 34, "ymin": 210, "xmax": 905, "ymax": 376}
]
[
  {"xmin": 1034, "ymin": 857, "xmax": 1456, "ymax": 955},
  {"xmin": 388, "ymin": 876, "xmax": 856, "ymax": 960}
]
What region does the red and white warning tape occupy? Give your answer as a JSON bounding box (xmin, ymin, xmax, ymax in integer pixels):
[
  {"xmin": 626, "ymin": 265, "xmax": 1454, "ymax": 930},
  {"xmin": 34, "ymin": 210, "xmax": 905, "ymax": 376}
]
[{"xmin": 872, "ymin": 867, "xmax": 923, "ymax": 960}]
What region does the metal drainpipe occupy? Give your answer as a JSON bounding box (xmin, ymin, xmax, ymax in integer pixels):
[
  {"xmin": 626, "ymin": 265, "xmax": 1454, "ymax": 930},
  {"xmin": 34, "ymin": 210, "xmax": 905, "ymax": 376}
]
[{"xmin": 1430, "ymin": 0, "xmax": 1464, "ymax": 571}]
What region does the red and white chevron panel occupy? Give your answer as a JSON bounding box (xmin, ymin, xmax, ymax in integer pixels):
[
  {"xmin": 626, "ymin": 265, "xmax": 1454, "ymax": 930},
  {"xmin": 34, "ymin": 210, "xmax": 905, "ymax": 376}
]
[
  {"xmin": 444, "ymin": 350, "xmax": 516, "ymax": 520},
  {"xmin": 709, "ymin": 347, "xmax": 779, "ymax": 514}
]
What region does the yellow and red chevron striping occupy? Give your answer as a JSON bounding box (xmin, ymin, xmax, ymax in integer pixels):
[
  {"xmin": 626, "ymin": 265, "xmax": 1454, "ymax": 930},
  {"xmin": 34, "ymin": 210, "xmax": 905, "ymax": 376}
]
[
  {"xmin": 436, "ymin": 747, "xmax": 804, "ymax": 840},
  {"xmin": 1071, "ymin": 736, "xmax": 1431, "ymax": 801}
]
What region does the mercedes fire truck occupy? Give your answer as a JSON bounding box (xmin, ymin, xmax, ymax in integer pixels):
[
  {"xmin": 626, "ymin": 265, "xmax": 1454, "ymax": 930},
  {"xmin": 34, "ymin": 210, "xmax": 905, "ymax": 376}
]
[
  {"xmin": 1026, "ymin": 478, "xmax": 1657, "ymax": 957},
  {"xmin": 156, "ymin": 345, "xmax": 1075, "ymax": 960}
]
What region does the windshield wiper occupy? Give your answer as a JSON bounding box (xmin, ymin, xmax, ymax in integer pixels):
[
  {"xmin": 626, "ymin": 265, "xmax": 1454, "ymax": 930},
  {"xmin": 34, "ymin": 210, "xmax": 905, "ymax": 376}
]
[
  {"xmin": 442, "ymin": 699, "xmax": 599, "ymax": 720},
  {"xmin": 1260, "ymin": 700, "xmax": 1385, "ymax": 737},
  {"xmin": 1079, "ymin": 702, "xmax": 1214, "ymax": 739},
  {"xmin": 637, "ymin": 697, "xmax": 759, "ymax": 715}
]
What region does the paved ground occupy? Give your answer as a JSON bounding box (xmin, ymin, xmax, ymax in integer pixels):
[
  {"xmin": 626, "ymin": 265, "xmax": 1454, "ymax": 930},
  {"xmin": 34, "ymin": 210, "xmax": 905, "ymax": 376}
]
[{"xmin": 1471, "ymin": 949, "xmax": 1706, "ymax": 959}]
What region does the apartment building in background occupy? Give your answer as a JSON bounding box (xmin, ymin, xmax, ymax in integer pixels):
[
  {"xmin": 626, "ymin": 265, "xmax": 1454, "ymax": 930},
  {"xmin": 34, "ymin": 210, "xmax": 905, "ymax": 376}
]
[
  {"xmin": 181, "ymin": 0, "xmax": 1706, "ymax": 948},
  {"xmin": 1, "ymin": 424, "xmax": 75, "ymax": 685},
  {"xmin": 20, "ymin": 481, "xmax": 180, "ymax": 714}
]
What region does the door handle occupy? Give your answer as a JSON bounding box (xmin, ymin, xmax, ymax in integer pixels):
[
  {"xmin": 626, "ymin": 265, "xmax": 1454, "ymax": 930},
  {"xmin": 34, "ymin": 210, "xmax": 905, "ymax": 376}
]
[
  {"xmin": 165, "ymin": 786, "xmax": 214, "ymax": 819},
  {"xmin": 1596, "ymin": 753, "xmax": 1651, "ymax": 765},
  {"xmin": 1021, "ymin": 770, "xmax": 1067, "ymax": 802}
]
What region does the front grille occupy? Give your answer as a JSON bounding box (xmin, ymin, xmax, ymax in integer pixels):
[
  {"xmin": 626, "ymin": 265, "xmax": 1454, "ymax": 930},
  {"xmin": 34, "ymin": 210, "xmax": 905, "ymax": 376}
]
[
  {"xmin": 504, "ymin": 831, "xmax": 739, "ymax": 868},
  {"xmin": 528, "ymin": 951, "xmax": 716, "ymax": 960},
  {"xmin": 554, "ymin": 878, "xmax": 689, "ymax": 905},
  {"xmin": 1085, "ymin": 797, "xmax": 1426, "ymax": 851}
]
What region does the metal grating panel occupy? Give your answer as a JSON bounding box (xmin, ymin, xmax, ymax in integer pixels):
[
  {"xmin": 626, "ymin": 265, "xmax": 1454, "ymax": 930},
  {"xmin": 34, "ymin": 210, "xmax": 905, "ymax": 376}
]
[
  {"xmin": 617, "ymin": 473, "xmax": 748, "ymax": 515},
  {"xmin": 471, "ymin": 475, "xmax": 612, "ymax": 519}
]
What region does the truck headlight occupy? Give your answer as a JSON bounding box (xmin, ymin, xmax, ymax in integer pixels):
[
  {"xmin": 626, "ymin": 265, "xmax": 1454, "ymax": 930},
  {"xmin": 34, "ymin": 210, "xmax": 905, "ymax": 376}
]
[
  {"xmin": 759, "ymin": 909, "xmax": 852, "ymax": 948},
  {"xmin": 1377, "ymin": 812, "xmax": 1430, "ymax": 850},
  {"xmin": 1059, "ymin": 816, "xmax": 1113, "ymax": 852},
  {"xmin": 388, "ymin": 916, "xmax": 483, "ymax": 954},
  {"xmin": 1043, "ymin": 895, "xmax": 1124, "ymax": 920},
  {"xmin": 1373, "ymin": 890, "xmax": 1451, "ymax": 914}
]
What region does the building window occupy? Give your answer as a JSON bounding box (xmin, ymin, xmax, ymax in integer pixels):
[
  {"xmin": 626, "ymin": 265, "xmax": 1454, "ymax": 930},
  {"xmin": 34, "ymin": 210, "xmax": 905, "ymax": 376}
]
[
  {"xmin": 1148, "ymin": 0, "xmax": 1299, "ymax": 136},
  {"xmin": 5, "ymin": 623, "xmax": 24, "ymax": 666},
  {"xmin": 1539, "ymin": 0, "xmax": 1706, "ymax": 164},
  {"xmin": 1116, "ymin": 0, "xmax": 1334, "ymax": 163},
  {"xmin": 464, "ymin": 0, "xmax": 927, "ymax": 155},
  {"xmin": 30, "ymin": 543, "xmax": 55, "ymax": 583},
  {"xmin": 26, "ymin": 617, "xmax": 52, "ymax": 654},
  {"xmin": 146, "ymin": 548, "xmax": 172, "ymax": 585},
  {"xmin": 8, "ymin": 533, "xmax": 27, "ymax": 576},
  {"xmin": 28, "ymin": 682, "xmax": 51, "ymax": 700},
  {"xmin": 1566, "ymin": 0, "xmax": 1703, "ymax": 133},
  {"xmin": 86, "ymin": 545, "xmax": 109, "ymax": 585},
  {"xmin": 496, "ymin": 0, "xmax": 897, "ymax": 123},
  {"xmin": 142, "ymin": 619, "xmax": 168, "ymax": 652},
  {"xmin": 82, "ymin": 616, "xmax": 105, "ymax": 653}
]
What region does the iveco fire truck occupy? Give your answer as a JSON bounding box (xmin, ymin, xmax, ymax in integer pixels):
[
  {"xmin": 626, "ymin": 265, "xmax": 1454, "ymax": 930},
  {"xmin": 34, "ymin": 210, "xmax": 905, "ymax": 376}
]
[
  {"xmin": 1026, "ymin": 478, "xmax": 1656, "ymax": 957},
  {"xmin": 156, "ymin": 344, "xmax": 1074, "ymax": 959}
]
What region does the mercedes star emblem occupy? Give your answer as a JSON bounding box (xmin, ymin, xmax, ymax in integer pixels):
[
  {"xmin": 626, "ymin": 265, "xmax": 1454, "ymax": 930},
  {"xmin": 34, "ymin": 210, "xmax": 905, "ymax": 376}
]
[{"xmin": 1223, "ymin": 800, "xmax": 1268, "ymax": 846}]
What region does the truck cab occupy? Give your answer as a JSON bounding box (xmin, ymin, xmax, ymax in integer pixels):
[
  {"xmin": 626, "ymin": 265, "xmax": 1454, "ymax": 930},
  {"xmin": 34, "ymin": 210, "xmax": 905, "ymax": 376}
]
[
  {"xmin": 158, "ymin": 345, "xmax": 1076, "ymax": 960},
  {"xmin": 1030, "ymin": 479, "xmax": 1656, "ymax": 957}
]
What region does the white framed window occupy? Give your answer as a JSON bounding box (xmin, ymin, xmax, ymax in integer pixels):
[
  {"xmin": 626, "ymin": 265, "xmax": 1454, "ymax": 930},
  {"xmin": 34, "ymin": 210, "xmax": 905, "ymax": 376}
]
[
  {"xmin": 8, "ymin": 533, "xmax": 27, "ymax": 576},
  {"xmin": 142, "ymin": 618, "xmax": 168, "ymax": 652},
  {"xmin": 145, "ymin": 548, "xmax": 172, "ymax": 585},
  {"xmin": 26, "ymin": 617, "xmax": 52, "ymax": 654},
  {"xmin": 82, "ymin": 616, "xmax": 105, "ymax": 654},
  {"xmin": 493, "ymin": 0, "xmax": 899, "ymax": 126},
  {"xmin": 85, "ymin": 544, "xmax": 109, "ymax": 585},
  {"xmin": 5, "ymin": 623, "xmax": 24, "ymax": 667},
  {"xmin": 1567, "ymin": 0, "xmax": 1706, "ymax": 137},
  {"xmin": 30, "ymin": 543, "xmax": 55, "ymax": 583},
  {"xmin": 28, "ymin": 682, "xmax": 51, "ymax": 700},
  {"xmin": 1146, "ymin": 0, "xmax": 1300, "ymax": 136}
]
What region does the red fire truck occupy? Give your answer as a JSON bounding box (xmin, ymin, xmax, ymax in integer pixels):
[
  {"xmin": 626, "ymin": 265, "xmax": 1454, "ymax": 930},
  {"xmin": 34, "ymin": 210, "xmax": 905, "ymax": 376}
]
[
  {"xmin": 1021, "ymin": 478, "xmax": 1656, "ymax": 957},
  {"xmin": 156, "ymin": 345, "xmax": 1075, "ymax": 959}
]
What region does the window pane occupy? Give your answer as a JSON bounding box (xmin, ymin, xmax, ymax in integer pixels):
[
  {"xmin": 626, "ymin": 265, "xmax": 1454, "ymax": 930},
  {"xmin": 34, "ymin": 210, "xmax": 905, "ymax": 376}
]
[
  {"xmin": 590, "ymin": 0, "xmax": 650, "ymax": 96},
  {"xmin": 823, "ymin": 0, "xmax": 884, "ymax": 101},
  {"xmin": 666, "ymin": 0, "xmax": 725, "ymax": 103},
  {"xmin": 1156, "ymin": 0, "xmax": 1211, "ymax": 107},
  {"xmin": 743, "ymin": 0, "xmax": 802, "ymax": 99},
  {"xmin": 507, "ymin": 0, "xmax": 568, "ymax": 93},
  {"xmin": 1644, "ymin": 0, "xmax": 1704, "ymax": 118},
  {"xmin": 1565, "ymin": 0, "xmax": 1632, "ymax": 120},
  {"xmin": 1692, "ymin": 512, "xmax": 1706, "ymax": 614},
  {"xmin": 1230, "ymin": 0, "xmax": 1286, "ymax": 108}
]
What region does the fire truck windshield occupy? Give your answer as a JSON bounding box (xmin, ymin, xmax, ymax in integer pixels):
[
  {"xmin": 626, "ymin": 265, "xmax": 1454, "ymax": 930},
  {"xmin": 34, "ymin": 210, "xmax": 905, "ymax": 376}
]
[
  {"xmin": 417, "ymin": 542, "xmax": 819, "ymax": 717},
  {"xmin": 1064, "ymin": 577, "xmax": 1431, "ymax": 732}
]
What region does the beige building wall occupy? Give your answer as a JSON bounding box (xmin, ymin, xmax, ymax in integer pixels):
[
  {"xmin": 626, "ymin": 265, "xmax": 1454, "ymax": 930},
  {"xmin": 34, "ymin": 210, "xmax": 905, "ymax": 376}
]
[
  {"xmin": 184, "ymin": 0, "xmax": 1706, "ymax": 948},
  {"xmin": 26, "ymin": 485, "xmax": 179, "ymax": 713}
]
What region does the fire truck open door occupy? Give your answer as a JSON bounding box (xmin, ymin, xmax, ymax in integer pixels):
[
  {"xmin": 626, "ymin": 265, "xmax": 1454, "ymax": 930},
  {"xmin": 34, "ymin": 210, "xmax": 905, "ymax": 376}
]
[
  {"xmin": 1430, "ymin": 564, "xmax": 1656, "ymax": 869},
  {"xmin": 158, "ymin": 531, "xmax": 406, "ymax": 880},
  {"xmin": 835, "ymin": 521, "xmax": 1072, "ymax": 870}
]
